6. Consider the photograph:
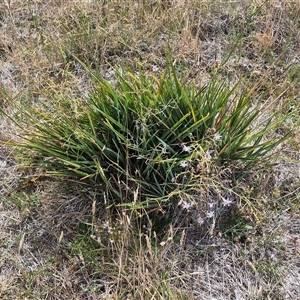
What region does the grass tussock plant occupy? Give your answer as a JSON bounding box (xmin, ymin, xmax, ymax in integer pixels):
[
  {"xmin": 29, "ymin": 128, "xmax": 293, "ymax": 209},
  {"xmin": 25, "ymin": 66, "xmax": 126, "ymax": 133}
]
[{"xmin": 4, "ymin": 61, "xmax": 290, "ymax": 211}]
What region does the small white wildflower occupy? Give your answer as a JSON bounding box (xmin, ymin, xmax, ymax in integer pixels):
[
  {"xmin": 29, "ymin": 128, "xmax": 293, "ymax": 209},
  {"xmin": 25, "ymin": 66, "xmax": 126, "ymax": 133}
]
[
  {"xmin": 182, "ymin": 145, "xmax": 192, "ymax": 153},
  {"xmin": 213, "ymin": 133, "xmax": 222, "ymax": 141},
  {"xmin": 103, "ymin": 220, "xmax": 109, "ymax": 228},
  {"xmin": 208, "ymin": 202, "xmax": 215, "ymax": 209},
  {"xmin": 206, "ymin": 151, "xmax": 212, "ymax": 160},
  {"xmin": 180, "ymin": 161, "xmax": 188, "ymax": 168},
  {"xmin": 152, "ymin": 65, "xmax": 159, "ymax": 72},
  {"xmin": 90, "ymin": 235, "xmax": 101, "ymax": 243},
  {"xmin": 197, "ymin": 218, "xmax": 204, "ymax": 225},
  {"xmin": 222, "ymin": 197, "xmax": 233, "ymax": 207},
  {"xmin": 182, "ymin": 201, "xmax": 191, "ymax": 210},
  {"xmin": 207, "ymin": 211, "xmax": 215, "ymax": 218},
  {"xmin": 171, "ymin": 177, "xmax": 176, "ymax": 183}
]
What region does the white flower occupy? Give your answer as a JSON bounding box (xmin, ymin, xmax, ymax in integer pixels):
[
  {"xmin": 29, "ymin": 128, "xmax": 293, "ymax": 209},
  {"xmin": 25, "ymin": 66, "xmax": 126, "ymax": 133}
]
[
  {"xmin": 152, "ymin": 65, "xmax": 159, "ymax": 72},
  {"xmin": 222, "ymin": 197, "xmax": 233, "ymax": 207},
  {"xmin": 207, "ymin": 211, "xmax": 215, "ymax": 218},
  {"xmin": 180, "ymin": 161, "xmax": 188, "ymax": 168},
  {"xmin": 182, "ymin": 201, "xmax": 191, "ymax": 210},
  {"xmin": 213, "ymin": 133, "xmax": 222, "ymax": 141},
  {"xmin": 197, "ymin": 218, "xmax": 204, "ymax": 225},
  {"xmin": 90, "ymin": 235, "xmax": 101, "ymax": 243},
  {"xmin": 182, "ymin": 145, "xmax": 192, "ymax": 153},
  {"xmin": 208, "ymin": 202, "xmax": 215, "ymax": 209},
  {"xmin": 206, "ymin": 151, "xmax": 212, "ymax": 160},
  {"xmin": 103, "ymin": 220, "xmax": 109, "ymax": 228}
]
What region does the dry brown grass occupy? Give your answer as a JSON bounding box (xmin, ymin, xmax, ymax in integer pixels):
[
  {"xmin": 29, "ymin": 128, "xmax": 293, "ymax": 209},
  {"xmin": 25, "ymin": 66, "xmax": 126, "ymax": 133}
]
[{"xmin": 1, "ymin": 0, "xmax": 300, "ymax": 299}]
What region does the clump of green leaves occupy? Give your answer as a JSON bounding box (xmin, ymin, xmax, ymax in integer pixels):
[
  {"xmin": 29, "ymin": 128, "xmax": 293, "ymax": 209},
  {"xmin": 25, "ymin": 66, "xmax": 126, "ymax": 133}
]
[{"xmin": 6, "ymin": 62, "xmax": 290, "ymax": 208}]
